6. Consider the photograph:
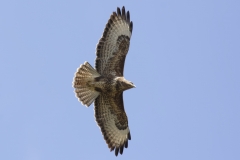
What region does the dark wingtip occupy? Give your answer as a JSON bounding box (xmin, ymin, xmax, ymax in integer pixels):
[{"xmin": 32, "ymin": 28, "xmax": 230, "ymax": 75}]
[
  {"xmin": 120, "ymin": 145, "xmax": 124, "ymax": 154},
  {"xmin": 122, "ymin": 6, "xmax": 126, "ymax": 20},
  {"xmin": 112, "ymin": 11, "xmax": 117, "ymax": 17},
  {"xmin": 128, "ymin": 132, "xmax": 131, "ymax": 140},
  {"xmin": 130, "ymin": 21, "xmax": 133, "ymax": 33},
  {"xmin": 125, "ymin": 140, "xmax": 128, "ymax": 148},
  {"xmin": 110, "ymin": 146, "xmax": 115, "ymax": 152},
  {"xmin": 115, "ymin": 147, "xmax": 119, "ymax": 156},
  {"xmin": 127, "ymin": 11, "xmax": 130, "ymax": 23},
  {"xmin": 117, "ymin": 7, "xmax": 121, "ymax": 16},
  {"xmin": 116, "ymin": 6, "xmax": 133, "ymax": 33}
]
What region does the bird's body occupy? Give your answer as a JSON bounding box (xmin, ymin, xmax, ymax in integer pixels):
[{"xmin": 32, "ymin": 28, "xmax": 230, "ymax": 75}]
[
  {"xmin": 73, "ymin": 6, "xmax": 134, "ymax": 156},
  {"xmin": 93, "ymin": 76, "xmax": 134, "ymax": 93}
]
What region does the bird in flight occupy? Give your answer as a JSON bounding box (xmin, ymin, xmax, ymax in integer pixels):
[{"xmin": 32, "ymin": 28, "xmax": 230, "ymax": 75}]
[{"xmin": 73, "ymin": 6, "xmax": 134, "ymax": 156}]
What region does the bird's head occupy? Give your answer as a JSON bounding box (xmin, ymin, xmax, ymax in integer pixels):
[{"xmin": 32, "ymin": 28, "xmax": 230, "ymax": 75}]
[{"xmin": 116, "ymin": 77, "xmax": 135, "ymax": 91}]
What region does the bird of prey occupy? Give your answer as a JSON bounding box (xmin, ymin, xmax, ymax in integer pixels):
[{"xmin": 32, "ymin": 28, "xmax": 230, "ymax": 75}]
[{"xmin": 72, "ymin": 6, "xmax": 134, "ymax": 156}]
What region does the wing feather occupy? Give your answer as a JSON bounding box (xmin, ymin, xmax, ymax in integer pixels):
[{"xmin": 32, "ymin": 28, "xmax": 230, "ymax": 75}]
[
  {"xmin": 94, "ymin": 93, "xmax": 131, "ymax": 156},
  {"xmin": 95, "ymin": 6, "xmax": 133, "ymax": 76}
]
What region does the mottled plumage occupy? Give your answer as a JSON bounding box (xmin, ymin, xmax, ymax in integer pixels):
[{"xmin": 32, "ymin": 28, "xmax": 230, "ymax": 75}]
[{"xmin": 73, "ymin": 6, "xmax": 134, "ymax": 156}]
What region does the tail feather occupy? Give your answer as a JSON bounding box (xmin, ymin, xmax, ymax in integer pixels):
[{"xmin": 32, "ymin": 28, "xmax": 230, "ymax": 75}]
[{"xmin": 73, "ymin": 62, "xmax": 100, "ymax": 107}]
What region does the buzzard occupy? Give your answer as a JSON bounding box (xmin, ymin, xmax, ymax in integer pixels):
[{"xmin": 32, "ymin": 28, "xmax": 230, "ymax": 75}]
[{"xmin": 73, "ymin": 6, "xmax": 134, "ymax": 156}]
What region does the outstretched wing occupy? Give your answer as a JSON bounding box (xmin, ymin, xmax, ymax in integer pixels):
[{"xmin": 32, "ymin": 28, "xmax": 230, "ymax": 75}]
[
  {"xmin": 94, "ymin": 93, "xmax": 131, "ymax": 156},
  {"xmin": 95, "ymin": 6, "xmax": 133, "ymax": 76}
]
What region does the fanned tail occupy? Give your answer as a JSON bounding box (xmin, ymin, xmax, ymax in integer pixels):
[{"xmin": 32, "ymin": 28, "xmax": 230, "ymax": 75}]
[{"xmin": 73, "ymin": 61, "xmax": 101, "ymax": 107}]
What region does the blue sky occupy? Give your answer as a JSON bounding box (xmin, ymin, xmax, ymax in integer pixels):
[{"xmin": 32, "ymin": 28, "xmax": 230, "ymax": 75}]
[{"xmin": 1, "ymin": 0, "xmax": 240, "ymax": 159}]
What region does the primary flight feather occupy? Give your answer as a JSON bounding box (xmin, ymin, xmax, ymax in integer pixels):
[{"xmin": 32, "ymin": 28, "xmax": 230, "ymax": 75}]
[{"xmin": 73, "ymin": 6, "xmax": 134, "ymax": 156}]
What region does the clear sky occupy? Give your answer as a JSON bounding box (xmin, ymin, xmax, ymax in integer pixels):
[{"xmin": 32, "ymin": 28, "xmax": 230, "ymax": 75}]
[{"xmin": 1, "ymin": 0, "xmax": 240, "ymax": 160}]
